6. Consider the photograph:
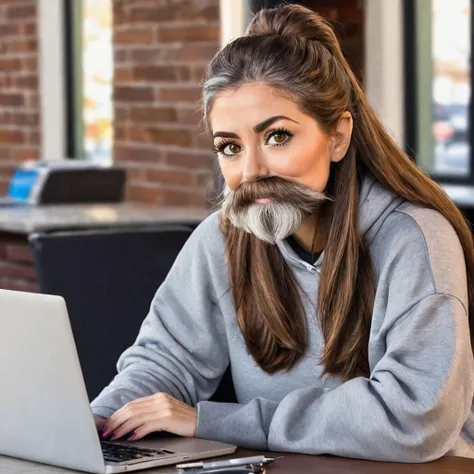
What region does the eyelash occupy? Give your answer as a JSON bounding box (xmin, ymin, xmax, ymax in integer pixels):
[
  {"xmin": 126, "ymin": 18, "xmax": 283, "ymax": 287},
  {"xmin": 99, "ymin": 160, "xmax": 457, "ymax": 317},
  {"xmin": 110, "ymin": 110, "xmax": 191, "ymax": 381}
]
[{"xmin": 212, "ymin": 127, "xmax": 294, "ymax": 158}]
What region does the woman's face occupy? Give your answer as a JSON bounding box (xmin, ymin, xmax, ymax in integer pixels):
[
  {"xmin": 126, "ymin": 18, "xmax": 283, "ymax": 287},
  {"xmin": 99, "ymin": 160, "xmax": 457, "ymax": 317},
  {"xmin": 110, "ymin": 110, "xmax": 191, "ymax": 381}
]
[{"xmin": 210, "ymin": 82, "xmax": 352, "ymax": 193}]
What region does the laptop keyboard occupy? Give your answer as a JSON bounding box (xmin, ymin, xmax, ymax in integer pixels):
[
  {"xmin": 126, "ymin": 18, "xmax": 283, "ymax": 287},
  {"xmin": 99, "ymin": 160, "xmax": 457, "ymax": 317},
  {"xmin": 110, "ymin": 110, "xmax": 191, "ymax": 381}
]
[{"xmin": 101, "ymin": 440, "xmax": 176, "ymax": 464}]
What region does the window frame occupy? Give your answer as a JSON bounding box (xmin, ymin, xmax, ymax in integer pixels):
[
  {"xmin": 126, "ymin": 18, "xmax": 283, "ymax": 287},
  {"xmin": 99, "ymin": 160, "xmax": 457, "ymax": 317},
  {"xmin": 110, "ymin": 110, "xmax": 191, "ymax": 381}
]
[{"xmin": 403, "ymin": 0, "xmax": 474, "ymax": 185}]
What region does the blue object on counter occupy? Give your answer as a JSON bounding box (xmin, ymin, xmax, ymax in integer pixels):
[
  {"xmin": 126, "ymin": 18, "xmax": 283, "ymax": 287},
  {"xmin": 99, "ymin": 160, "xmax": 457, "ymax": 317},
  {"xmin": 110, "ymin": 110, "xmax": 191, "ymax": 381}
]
[{"xmin": 7, "ymin": 168, "xmax": 40, "ymax": 202}]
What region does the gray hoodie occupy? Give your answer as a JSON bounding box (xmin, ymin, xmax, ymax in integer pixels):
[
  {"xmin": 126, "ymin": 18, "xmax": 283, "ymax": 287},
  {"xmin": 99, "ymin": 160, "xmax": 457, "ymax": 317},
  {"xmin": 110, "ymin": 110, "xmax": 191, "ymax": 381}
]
[{"xmin": 91, "ymin": 174, "xmax": 474, "ymax": 462}]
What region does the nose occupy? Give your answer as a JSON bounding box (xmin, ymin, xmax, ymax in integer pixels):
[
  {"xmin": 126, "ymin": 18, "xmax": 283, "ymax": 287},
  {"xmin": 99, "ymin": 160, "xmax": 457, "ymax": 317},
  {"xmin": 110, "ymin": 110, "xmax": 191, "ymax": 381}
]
[{"xmin": 242, "ymin": 149, "xmax": 269, "ymax": 182}]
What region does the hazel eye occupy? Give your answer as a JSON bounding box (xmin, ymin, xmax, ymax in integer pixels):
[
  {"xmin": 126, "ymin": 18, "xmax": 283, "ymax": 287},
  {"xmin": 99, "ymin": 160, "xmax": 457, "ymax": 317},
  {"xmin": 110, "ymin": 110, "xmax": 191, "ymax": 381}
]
[
  {"xmin": 224, "ymin": 143, "xmax": 242, "ymax": 155},
  {"xmin": 269, "ymin": 132, "xmax": 288, "ymax": 144},
  {"xmin": 265, "ymin": 128, "xmax": 293, "ymax": 147}
]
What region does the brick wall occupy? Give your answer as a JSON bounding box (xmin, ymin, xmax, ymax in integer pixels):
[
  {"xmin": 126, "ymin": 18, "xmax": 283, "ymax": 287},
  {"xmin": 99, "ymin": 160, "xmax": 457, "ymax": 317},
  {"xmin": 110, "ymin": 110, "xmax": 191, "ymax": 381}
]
[
  {"xmin": 113, "ymin": 0, "xmax": 220, "ymax": 207},
  {"xmin": 0, "ymin": 0, "xmax": 39, "ymax": 196},
  {"xmin": 0, "ymin": 235, "xmax": 38, "ymax": 292},
  {"xmin": 305, "ymin": 0, "xmax": 365, "ymax": 83},
  {"xmin": 114, "ymin": 0, "xmax": 364, "ymax": 207}
]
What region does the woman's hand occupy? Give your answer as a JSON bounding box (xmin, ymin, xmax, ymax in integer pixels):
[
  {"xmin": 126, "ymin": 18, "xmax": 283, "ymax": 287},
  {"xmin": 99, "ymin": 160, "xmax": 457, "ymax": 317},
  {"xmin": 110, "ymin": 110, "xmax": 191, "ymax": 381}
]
[
  {"xmin": 94, "ymin": 414, "xmax": 107, "ymax": 430},
  {"xmin": 99, "ymin": 393, "xmax": 197, "ymax": 441}
]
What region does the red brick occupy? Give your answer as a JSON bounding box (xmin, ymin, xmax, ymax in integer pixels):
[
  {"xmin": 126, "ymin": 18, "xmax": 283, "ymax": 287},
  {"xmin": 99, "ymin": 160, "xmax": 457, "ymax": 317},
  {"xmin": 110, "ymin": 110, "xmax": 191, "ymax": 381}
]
[
  {"xmin": 23, "ymin": 56, "xmax": 37, "ymax": 71},
  {"xmin": 115, "ymin": 144, "xmax": 163, "ymax": 163},
  {"xmin": 172, "ymin": 3, "xmax": 219, "ymax": 22},
  {"xmin": 0, "ymin": 279, "xmax": 39, "ymax": 293},
  {"xmin": 146, "ymin": 127, "xmax": 193, "ymax": 147},
  {"xmin": 177, "ymin": 107, "xmax": 203, "ymax": 126},
  {"xmin": 114, "ymin": 86, "xmax": 154, "ymax": 102},
  {"xmin": 0, "ymin": 129, "xmax": 25, "ymax": 144},
  {"xmin": 0, "ymin": 261, "xmax": 37, "ymax": 280},
  {"xmin": 192, "ymin": 65, "xmax": 208, "ymax": 82},
  {"xmin": 11, "ymin": 147, "xmax": 38, "ymax": 161},
  {"xmin": 8, "ymin": 38, "xmax": 37, "ymax": 53},
  {"xmin": 6, "ymin": 3, "xmax": 36, "ymax": 20},
  {"xmin": 126, "ymin": 168, "xmax": 146, "ymax": 182},
  {"xmin": 14, "ymin": 74, "xmax": 38, "ymax": 90},
  {"xmin": 21, "ymin": 22, "xmax": 36, "ymax": 36},
  {"xmin": 28, "ymin": 129, "xmax": 40, "ymax": 144},
  {"xmin": 126, "ymin": 184, "xmax": 204, "ymax": 206},
  {"xmin": 134, "ymin": 65, "xmax": 178, "ymax": 82},
  {"xmin": 0, "ymin": 145, "xmax": 11, "ymax": 159},
  {"xmin": 115, "ymin": 66, "xmax": 134, "ymax": 82},
  {"xmin": 115, "ymin": 106, "xmax": 130, "ymax": 121},
  {"xmin": 0, "ymin": 161, "xmax": 16, "ymax": 176},
  {"xmin": 25, "ymin": 93, "xmax": 38, "ymax": 108},
  {"xmin": 163, "ymin": 43, "xmax": 218, "ymax": 62},
  {"xmin": 0, "ymin": 57, "xmax": 22, "ymax": 72},
  {"xmin": 157, "ymin": 24, "xmax": 220, "ymax": 43},
  {"xmin": 165, "ymin": 150, "xmax": 213, "ymax": 170},
  {"xmin": 0, "ymin": 243, "xmax": 6, "ymax": 260},
  {"xmin": 157, "ymin": 87, "xmax": 202, "ymax": 103},
  {"xmin": 5, "ymin": 243, "xmax": 33, "ymax": 263},
  {"xmin": 128, "ymin": 48, "xmax": 164, "ymax": 64},
  {"xmin": 16, "ymin": 111, "xmax": 39, "ymax": 126},
  {"xmin": 179, "ymin": 66, "xmax": 192, "ymax": 82},
  {"xmin": 114, "ymin": 126, "xmax": 129, "ymax": 141},
  {"xmin": 0, "ymin": 180, "xmax": 9, "ymax": 196},
  {"xmin": 0, "ymin": 24, "xmax": 19, "ymax": 36},
  {"xmin": 144, "ymin": 168, "xmax": 194, "ymax": 187},
  {"xmin": 129, "ymin": 127, "xmax": 151, "ymax": 142},
  {"xmin": 129, "ymin": 106, "xmax": 177, "ymax": 123},
  {"xmin": 114, "ymin": 48, "xmax": 128, "ymax": 63},
  {"xmin": 162, "ymin": 188, "xmax": 205, "ymax": 206},
  {"xmin": 0, "ymin": 92, "xmax": 25, "ymax": 107},
  {"xmin": 0, "ymin": 111, "xmax": 38, "ymax": 126},
  {"xmin": 0, "ymin": 76, "xmax": 13, "ymax": 88},
  {"xmin": 126, "ymin": 185, "xmax": 164, "ymax": 204},
  {"xmin": 114, "ymin": 27, "xmax": 155, "ymax": 45},
  {"xmin": 194, "ymin": 130, "xmax": 213, "ymax": 150},
  {"xmin": 129, "ymin": 6, "xmax": 174, "ymax": 23}
]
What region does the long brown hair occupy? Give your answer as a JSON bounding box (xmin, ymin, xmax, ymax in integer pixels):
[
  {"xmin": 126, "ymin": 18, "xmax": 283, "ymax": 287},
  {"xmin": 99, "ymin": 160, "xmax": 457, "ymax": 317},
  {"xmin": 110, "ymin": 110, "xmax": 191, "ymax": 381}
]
[{"xmin": 202, "ymin": 4, "xmax": 474, "ymax": 381}]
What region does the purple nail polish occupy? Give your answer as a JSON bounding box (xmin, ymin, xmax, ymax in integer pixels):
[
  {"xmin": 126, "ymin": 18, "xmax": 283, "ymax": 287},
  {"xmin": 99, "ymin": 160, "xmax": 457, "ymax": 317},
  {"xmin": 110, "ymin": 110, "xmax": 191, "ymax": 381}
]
[
  {"xmin": 101, "ymin": 430, "xmax": 110, "ymax": 439},
  {"xmin": 127, "ymin": 432, "xmax": 137, "ymax": 441},
  {"xmin": 110, "ymin": 434, "xmax": 116, "ymax": 441}
]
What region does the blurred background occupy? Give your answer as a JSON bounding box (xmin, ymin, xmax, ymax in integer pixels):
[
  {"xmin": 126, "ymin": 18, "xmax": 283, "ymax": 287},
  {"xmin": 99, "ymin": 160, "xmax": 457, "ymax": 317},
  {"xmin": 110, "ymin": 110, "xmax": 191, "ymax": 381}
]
[
  {"xmin": 0, "ymin": 0, "xmax": 473, "ymax": 400},
  {"xmin": 1, "ymin": 0, "xmax": 471, "ymax": 196},
  {"xmin": 1, "ymin": 0, "xmax": 471, "ymax": 201}
]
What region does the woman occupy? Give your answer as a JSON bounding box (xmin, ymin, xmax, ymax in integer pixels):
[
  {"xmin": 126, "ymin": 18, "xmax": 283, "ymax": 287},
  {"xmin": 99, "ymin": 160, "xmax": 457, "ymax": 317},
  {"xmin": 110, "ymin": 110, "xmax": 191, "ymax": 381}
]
[{"xmin": 92, "ymin": 5, "xmax": 474, "ymax": 462}]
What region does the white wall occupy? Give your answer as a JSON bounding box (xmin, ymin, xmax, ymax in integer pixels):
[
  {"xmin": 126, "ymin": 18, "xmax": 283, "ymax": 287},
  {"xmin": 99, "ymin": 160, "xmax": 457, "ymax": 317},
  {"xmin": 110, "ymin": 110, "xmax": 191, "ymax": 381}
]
[
  {"xmin": 219, "ymin": 0, "xmax": 248, "ymax": 46},
  {"xmin": 364, "ymin": 0, "xmax": 405, "ymax": 147},
  {"xmin": 38, "ymin": 0, "xmax": 66, "ymax": 160}
]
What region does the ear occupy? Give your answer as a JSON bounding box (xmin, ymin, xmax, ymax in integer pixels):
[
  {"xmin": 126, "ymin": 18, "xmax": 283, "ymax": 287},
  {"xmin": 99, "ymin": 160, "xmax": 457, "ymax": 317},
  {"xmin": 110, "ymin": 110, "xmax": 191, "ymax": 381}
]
[{"xmin": 330, "ymin": 112, "xmax": 353, "ymax": 163}]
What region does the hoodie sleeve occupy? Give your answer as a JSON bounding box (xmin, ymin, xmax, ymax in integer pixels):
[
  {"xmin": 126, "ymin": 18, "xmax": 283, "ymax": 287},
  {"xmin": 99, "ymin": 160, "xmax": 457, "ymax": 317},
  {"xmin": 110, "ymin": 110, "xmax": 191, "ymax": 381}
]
[
  {"xmin": 90, "ymin": 215, "xmax": 230, "ymax": 418},
  {"xmin": 196, "ymin": 211, "xmax": 474, "ymax": 462}
]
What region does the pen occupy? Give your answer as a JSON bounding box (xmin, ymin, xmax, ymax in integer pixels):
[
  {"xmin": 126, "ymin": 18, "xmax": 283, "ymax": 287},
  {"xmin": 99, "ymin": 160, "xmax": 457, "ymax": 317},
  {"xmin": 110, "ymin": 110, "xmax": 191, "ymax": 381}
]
[{"xmin": 176, "ymin": 455, "xmax": 279, "ymax": 470}]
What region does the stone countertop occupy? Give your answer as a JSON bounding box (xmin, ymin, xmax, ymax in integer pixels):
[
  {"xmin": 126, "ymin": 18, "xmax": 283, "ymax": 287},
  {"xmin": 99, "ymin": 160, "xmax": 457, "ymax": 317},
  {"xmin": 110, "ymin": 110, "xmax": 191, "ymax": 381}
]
[{"xmin": 0, "ymin": 202, "xmax": 211, "ymax": 235}]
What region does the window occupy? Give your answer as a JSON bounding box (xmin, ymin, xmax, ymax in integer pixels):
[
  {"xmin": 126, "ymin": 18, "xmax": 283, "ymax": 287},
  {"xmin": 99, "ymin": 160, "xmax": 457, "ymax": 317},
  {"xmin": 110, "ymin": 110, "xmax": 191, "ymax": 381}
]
[
  {"xmin": 64, "ymin": 0, "xmax": 113, "ymax": 162},
  {"xmin": 404, "ymin": 0, "xmax": 473, "ymax": 184}
]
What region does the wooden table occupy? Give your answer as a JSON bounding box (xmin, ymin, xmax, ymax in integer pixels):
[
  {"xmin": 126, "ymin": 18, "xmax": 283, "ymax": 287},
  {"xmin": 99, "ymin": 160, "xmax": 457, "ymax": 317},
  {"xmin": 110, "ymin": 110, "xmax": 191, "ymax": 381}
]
[{"xmin": 0, "ymin": 448, "xmax": 473, "ymax": 474}]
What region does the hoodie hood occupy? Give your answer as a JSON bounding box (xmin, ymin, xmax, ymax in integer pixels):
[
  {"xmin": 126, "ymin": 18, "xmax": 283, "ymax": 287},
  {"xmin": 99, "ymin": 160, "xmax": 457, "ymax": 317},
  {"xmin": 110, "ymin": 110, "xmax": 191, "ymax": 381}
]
[{"xmin": 277, "ymin": 172, "xmax": 404, "ymax": 271}]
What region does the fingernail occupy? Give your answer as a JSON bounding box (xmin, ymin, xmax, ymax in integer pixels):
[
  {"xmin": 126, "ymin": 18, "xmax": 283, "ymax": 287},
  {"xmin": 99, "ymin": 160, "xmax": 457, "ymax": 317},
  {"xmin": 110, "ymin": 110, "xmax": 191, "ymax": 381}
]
[
  {"xmin": 101, "ymin": 430, "xmax": 110, "ymax": 439},
  {"xmin": 110, "ymin": 434, "xmax": 116, "ymax": 441},
  {"xmin": 126, "ymin": 432, "xmax": 137, "ymax": 441}
]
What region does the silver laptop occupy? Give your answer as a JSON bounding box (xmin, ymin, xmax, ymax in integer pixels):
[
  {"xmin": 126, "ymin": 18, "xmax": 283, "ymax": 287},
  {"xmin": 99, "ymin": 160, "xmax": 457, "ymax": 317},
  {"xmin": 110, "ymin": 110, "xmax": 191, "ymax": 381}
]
[{"xmin": 0, "ymin": 289, "xmax": 236, "ymax": 473}]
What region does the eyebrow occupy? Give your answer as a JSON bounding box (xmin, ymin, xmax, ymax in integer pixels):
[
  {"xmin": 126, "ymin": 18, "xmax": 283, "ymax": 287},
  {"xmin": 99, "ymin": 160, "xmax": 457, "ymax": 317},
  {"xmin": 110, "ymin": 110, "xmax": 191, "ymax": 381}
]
[{"xmin": 212, "ymin": 115, "xmax": 299, "ymax": 139}]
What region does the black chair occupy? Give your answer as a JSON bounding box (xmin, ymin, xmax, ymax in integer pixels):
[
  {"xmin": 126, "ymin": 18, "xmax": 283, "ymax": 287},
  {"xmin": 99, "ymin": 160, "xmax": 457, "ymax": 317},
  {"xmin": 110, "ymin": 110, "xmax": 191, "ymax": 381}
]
[{"xmin": 28, "ymin": 225, "xmax": 236, "ymax": 404}]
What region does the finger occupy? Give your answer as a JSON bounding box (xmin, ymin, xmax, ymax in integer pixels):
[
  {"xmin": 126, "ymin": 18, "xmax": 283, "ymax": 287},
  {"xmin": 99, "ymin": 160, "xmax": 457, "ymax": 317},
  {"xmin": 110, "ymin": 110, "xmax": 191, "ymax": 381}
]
[
  {"xmin": 128, "ymin": 420, "xmax": 166, "ymax": 441},
  {"xmin": 103, "ymin": 401, "xmax": 156, "ymax": 435},
  {"xmin": 111, "ymin": 411, "xmax": 157, "ymax": 440}
]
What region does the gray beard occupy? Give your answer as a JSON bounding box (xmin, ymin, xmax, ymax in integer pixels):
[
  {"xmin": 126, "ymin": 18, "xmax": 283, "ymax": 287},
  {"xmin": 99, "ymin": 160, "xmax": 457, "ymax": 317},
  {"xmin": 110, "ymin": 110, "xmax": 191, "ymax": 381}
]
[
  {"xmin": 226, "ymin": 201, "xmax": 308, "ymax": 244},
  {"xmin": 222, "ymin": 185, "xmax": 330, "ymax": 244}
]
